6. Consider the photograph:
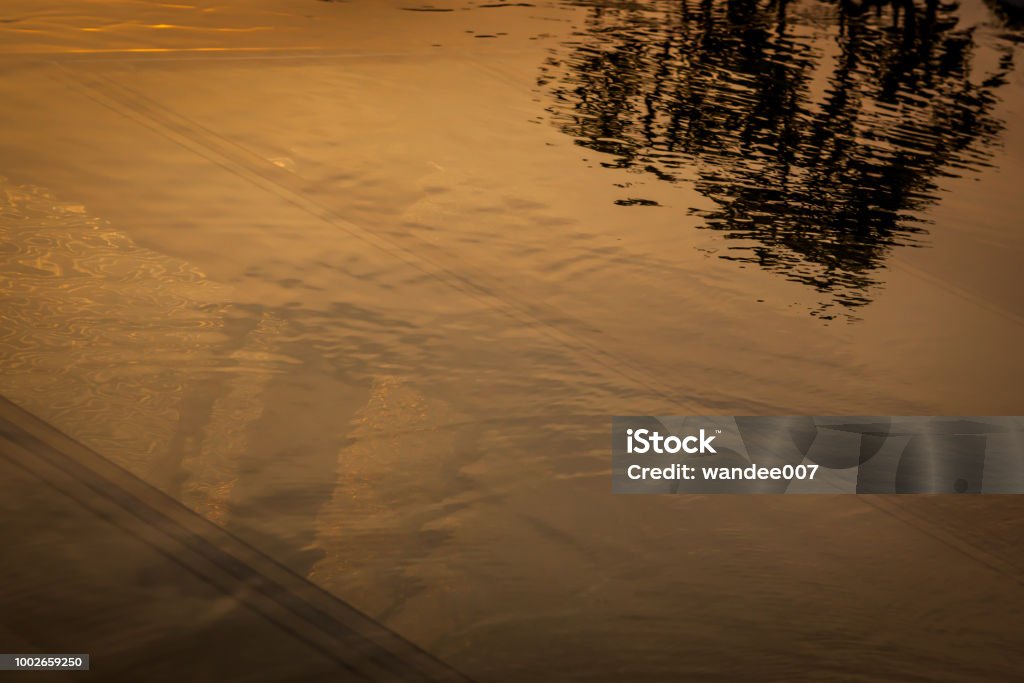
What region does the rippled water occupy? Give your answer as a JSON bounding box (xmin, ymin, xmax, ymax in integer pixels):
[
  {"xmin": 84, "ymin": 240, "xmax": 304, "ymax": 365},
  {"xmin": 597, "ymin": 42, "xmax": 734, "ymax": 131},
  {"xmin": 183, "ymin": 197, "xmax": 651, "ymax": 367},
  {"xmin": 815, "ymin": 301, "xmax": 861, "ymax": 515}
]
[
  {"xmin": 541, "ymin": 0, "xmax": 1017, "ymax": 316},
  {"xmin": 2, "ymin": 1, "xmax": 1024, "ymax": 681}
]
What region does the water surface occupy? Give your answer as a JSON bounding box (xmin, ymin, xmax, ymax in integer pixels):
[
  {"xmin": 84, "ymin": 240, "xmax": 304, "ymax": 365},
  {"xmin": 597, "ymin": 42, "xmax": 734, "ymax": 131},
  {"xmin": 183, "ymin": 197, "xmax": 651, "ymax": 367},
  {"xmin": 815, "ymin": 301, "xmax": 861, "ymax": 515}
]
[{"xmin": 2, "ymin": 1, "xmax": 1024, "ymax": 681}]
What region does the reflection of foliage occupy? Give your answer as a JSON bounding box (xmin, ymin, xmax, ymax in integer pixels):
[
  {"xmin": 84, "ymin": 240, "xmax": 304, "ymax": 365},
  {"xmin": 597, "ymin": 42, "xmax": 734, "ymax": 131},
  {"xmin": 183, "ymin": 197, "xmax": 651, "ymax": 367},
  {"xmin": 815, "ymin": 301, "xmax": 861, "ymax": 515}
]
[{"xmin": 541, "ymin": 0, "xmax": 1011, "ymax": 316}]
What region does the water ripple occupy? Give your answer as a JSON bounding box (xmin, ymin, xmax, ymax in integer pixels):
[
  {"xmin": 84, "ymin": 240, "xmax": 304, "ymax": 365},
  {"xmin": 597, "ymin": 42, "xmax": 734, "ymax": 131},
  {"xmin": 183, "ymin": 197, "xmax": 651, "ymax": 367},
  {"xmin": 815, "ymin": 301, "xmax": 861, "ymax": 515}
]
[
  {"xmin": 540, "ymin": 0, "xmax": 1018, "ymax": 317},
  {"xmin": 0, "ymin": 177, "xmax": 234, "ymax": 475}
]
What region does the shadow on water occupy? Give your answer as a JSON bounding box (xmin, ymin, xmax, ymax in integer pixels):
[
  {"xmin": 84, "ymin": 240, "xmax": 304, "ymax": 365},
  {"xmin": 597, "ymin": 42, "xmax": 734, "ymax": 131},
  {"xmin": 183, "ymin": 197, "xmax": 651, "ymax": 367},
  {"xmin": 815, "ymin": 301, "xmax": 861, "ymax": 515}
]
[{"xmin": 540, "ymin": 0, "xmax": 1018, "ymax": 318}]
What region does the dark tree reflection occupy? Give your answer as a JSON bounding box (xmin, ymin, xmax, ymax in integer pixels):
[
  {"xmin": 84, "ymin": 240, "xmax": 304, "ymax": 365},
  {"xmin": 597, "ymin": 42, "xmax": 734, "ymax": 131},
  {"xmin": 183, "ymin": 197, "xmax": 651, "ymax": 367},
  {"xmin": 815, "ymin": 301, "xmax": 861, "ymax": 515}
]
[{"xmin": 540, "ymin": 0, "xmax": 1015, "ymax": 316}]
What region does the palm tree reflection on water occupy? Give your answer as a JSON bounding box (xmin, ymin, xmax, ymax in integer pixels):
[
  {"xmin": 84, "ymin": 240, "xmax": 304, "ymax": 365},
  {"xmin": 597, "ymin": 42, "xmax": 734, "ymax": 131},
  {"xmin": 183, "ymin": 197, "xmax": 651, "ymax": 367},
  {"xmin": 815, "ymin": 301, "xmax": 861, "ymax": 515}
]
[{"xmin": 540, "ymin": 0, "xmax": 1016, "ymax": 318}]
